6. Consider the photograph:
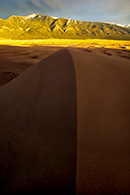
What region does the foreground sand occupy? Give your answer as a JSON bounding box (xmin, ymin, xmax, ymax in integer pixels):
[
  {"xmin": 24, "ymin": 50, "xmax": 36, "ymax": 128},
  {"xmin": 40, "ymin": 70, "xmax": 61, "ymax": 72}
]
[
  {"xmin": 0, "ymin": 45, "xmax": 130, "ymax": 87},
  {"xmin": 0, "ymin": 47, "xmax": 130, "ymax": 194}
]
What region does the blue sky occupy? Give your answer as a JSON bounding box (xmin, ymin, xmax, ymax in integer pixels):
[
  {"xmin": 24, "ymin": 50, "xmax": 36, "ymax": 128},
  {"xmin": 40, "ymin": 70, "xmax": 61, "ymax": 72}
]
[{"xmin": 0, "ymin": 0, "xmax": 130, "ymax": 24}]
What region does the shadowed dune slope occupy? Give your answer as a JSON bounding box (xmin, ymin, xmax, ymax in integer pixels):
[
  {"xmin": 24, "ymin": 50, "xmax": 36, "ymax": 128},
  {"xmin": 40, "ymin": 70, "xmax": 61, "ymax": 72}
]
[
  {"xmin": 0, "ymin": 49, "xmax": 77, "ymax": 194},
  {"xmin": 0, "ymin": 48, "xmax": 130, "ymax": 194}
]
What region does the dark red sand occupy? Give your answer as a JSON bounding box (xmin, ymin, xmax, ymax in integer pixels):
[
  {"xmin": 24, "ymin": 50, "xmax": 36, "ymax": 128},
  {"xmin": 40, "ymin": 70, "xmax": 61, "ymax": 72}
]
[{"xmin": 0, "ymin": 47, "xmax": 130, "ymax": 194}]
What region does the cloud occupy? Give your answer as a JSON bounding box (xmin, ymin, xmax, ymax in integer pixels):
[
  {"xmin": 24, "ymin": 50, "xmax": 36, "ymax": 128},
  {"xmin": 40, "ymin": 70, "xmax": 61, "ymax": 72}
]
[
  {"xmin": 0, "ymin": 0, "xmax": 130, "ymax": 24},
  {"xmin": 104, "ymin": 0, "xmax": 130, "ymax": 13}
]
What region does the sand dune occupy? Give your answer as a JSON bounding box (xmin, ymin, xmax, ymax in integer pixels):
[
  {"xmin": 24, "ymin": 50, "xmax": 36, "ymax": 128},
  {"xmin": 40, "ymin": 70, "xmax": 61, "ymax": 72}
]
[{"xmin": 0, "ymin": 48, "xmax": 130, "ymax": 194}]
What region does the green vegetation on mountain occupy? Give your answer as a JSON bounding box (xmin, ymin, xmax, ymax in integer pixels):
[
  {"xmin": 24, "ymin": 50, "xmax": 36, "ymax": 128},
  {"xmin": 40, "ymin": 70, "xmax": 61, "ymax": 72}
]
[{"xmin": 0, "ymin": 14, "xmax": 130, "ymax": 40}]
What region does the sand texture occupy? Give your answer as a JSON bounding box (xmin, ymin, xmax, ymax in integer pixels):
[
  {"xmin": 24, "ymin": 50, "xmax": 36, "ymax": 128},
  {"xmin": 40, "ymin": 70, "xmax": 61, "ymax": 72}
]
[
  {"xmin": 0, "ymin": 45, "xmax": 130, "ymax": 88},
  {"xmin": 0, "ymin": 47, "xmax": 130, "ymax": 194}
]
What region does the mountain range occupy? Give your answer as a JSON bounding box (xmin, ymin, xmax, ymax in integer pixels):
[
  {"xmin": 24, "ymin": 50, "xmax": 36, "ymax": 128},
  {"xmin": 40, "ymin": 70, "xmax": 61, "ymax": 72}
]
[{"xmin": 0, "ymin": 13, "xmax": 130, "ymax": 40}]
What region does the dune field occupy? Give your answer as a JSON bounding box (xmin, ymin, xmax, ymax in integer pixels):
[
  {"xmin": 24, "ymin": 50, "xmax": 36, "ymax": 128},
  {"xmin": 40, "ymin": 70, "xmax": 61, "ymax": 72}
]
[{"xmin": 0, "ymin": 42, "xmax": 130, "ymax": 194}]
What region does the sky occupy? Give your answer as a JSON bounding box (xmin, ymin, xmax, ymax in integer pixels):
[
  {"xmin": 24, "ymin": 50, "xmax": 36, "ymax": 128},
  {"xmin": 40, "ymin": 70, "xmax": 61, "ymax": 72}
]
[{"xmin": 0, "ymin": 0, "xmax": 130, "ymax": 25}]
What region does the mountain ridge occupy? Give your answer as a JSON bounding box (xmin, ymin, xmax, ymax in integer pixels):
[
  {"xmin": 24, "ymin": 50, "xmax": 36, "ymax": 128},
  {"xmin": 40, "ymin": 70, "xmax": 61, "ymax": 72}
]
[{"xmin": 0, "ymin": 14, "xmax": 130, "ymax": 40}]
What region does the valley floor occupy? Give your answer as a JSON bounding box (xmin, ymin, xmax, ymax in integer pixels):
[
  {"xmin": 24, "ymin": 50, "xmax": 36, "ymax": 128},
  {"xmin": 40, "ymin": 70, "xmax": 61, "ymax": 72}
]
[{"xmin": 0, "ymin": 39, "xmax": 130, "ymax": 49}]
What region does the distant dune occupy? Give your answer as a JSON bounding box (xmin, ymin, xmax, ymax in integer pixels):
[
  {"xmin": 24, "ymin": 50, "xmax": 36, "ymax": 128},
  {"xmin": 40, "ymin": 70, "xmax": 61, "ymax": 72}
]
[
  {"xmin": 0, "ymin": 48, "xmax": 130, "ymax": 194},
  {"xmin": 0, "ymin": 45, "xmax": 130, "ymax": 87}
]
